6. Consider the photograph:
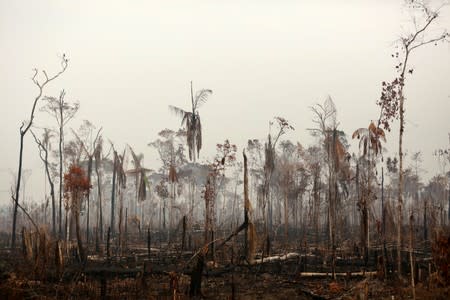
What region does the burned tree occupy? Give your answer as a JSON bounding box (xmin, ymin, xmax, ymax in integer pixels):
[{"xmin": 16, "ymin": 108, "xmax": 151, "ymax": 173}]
[
  {"xmin": 203, "ymin": 140, "xmax": 237, "ymax": 258},
  {"xmin": 377, "ymin": 0, "xmax": 449, "ymax": 276},
  {"xmin": 71, "ymin": 121, "xmax": 102, "ymax": 243},
  {"xmin": 63, "ymin": 164, "xmax": 91, "ymax": 263},
  {"xmin": 310, "ymin": 97, "xmax": 350, "ymax": 278},
  {"xmin": 11, "ymin": 55, "xmax": 68, "ymax": 248},
  {"xmin": 262, "ymin": 117, "xmax": 294, "ymax": 254},
  {"xmin": 149, "ymin": 128, "xmax": 187, "ymax": 239},
  {"xmin": 352, "ymin": 121, "xmax": 386, "ymax": 266},
  {"xmin": 42, "ymin": 89, "xmax": 79, "ymax": 238},
  {"xmin": 31, "ymin": 128, "xmax": 57, "ymax": 237},
  {"xmin": 110, "ymin": 144, "xmax": 127, "ymax": 237},
  {"xmin": 169, "ymin": 81, "xmax": 212, "ymax": 162}
]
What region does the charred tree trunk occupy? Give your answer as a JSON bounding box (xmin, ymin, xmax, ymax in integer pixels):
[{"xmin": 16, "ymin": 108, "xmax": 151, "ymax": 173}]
[
  {"xmin": 110, "ymin": 155, "xmax": 117, "ymax": 236},
  {"xmin": 423, "ymin": 201, "xmax": 427, "ymax": 241},
  {"xmin": 398, "ymin": 91, "xmax": 404, "ymax": 277},
  {"xmin": 409, "ymin": 213, "xmax": 416, "ymax": 300},
  {"xmin": 189, "ymin": 251, "xmax": 205, "ymax": 297},
  {"xmin": 243, "ymin": 151, "xmax": 255, "ymax": 263},
  {"xmin": 45, "ymin": 152, "xmax": 56, "ymax": 238},
  {"xmin": 95, "ymin": 157, "xmax": 103, "ymax": 241},
  {"xmin": 11, "ymin": 57, "xmax": 68, "ymax": 248},
  {"xmin": 12, "ymin": 133, "xmax": 25, "ymax": 248},
  {"xmin": 75, "ymin": 208, "xmax": 85, "ymax": 264},
  {"xmin": 147, "ymin": 227, "xmax": 151, "ymax": 258},
  {"xmin": 106, "ymin": 226, "xmax": 111, "ymax": 262},
  {"xmin": 181, "ymin": 215, "xmax": 187, "ymax": 251},
  {"xmin": 118, "ymin": 194, "xmax": 123, "ymax": 255},
  {"xmin": 284, "ymin": 189, "xmax": 289, "ymax": 246},
  {"xmin": 124, "ymin": 208, "xmax": 128, "ymax": 250},
  {"xmin": 382, "ymin": 167, "xmax": 388, "ymax": 279},
  {"xmin": 313, "ymin": 170, "xmax": 320, "ymax": 246},
  {"xmin": 58, "ymin": 119, "xmax": 64, "ymax": 239},
  {"xmin": 86, "ymin": 156, "xmax": 93, "ymax": 244},
  {"xmin": 32, "ymin": 130, "xmax": 57, "ymax": 238}
]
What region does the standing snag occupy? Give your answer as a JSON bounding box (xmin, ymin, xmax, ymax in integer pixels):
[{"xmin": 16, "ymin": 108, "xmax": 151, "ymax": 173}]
[
  {"xmin": 376, "ymin": 0, "xmax": 449, "ymax": 277},
  {"xmin": 169, "ymin": 81, "xmax": 212, "ymax": 161},
  {"xmin": 64, "ymin": 164, "xmax": 91, "ymax": 263},
  {"xmin": 11, "ymin": 55, "xmax": 68, "ymax": 248}
]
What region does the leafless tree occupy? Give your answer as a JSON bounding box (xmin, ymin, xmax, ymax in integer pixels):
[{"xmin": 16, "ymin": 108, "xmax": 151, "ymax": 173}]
[
  {"xmin": 31, "ymin": 128, "xmax": 57, "ymax": 237},
  {"xmin": 310, "ymin": 97, "xmax": 350, "ymax": 278},
  {"xmin": 11, "ymin": 55, "xmax": 68, "ymax": 248},
  {"xmin": 71, "ymin": 121, "xmax": 102, "ymax": 243},
  {"xmin": 262, "ymin": 117, "xmax": 294, "ymax": 254},
  {"xmin": 42, "ymin": 89, "xmax": 79, "ymax": 238}
]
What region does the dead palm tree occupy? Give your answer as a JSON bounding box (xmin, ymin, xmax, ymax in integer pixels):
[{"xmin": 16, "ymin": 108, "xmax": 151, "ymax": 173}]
[
  {"xmin": 169, "ymin": 81, "xmax": 212, "ymax": 162},
  {"xmin": 352, "ymin": 121, "xmax": 385, "ymax": 158},
  {"xmin": 352, "ymin": 121, "xmax": 386, "ymax": 265}
]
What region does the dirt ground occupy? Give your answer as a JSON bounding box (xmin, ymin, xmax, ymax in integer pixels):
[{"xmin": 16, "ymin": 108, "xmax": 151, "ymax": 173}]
[{"xmin": 1, "ymin": 246, "xmax": 449, "ymax": 300}]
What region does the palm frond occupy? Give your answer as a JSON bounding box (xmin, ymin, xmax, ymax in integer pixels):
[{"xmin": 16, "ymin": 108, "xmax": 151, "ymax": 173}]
[
  {"xmin": 127, "ymin": 144, "xmax": 142, "ymax": 169},
  {"xmin": 352, "ymin": 128, "xmax": 368, "ymax": 139},
  {"xmin": 169, "ymin": 105, "xmax": 188, "ymax": 120},
  {"xmin": 186, "ymin": 116, "xmax": 194, "ymax": 161},
  {"xmin": 181, "ymin": 112, "xmax": 192, "ymax": 127},
  {"xmin": 196, "ymin": 116, "xmax": 202, "ymax": 159},
  {"xmin": 194, "ymin": 89, "xmax": 213, "ymax": 109}
]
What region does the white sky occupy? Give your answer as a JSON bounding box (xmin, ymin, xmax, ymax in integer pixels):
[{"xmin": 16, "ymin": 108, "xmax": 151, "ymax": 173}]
[{"xmin": 1, "ymin": 0, "xmax": 449, "ymax": 205}]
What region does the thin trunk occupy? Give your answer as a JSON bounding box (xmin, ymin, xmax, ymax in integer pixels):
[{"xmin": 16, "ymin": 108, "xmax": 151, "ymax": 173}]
[
  {"xmin": 106, "ymin": 227, "xmax": 111, "ymax": 261},
  {"xmin": 11, "ymin": 133, "xmax": 25, "ymax": 248},
  {"xmin": 110, "ymin": 156, "xmax": 117, "ymax": 235},
  {"xmin": 356, "ymin": 161, "xmax": 360, "ymax": 240},
  {"xmin": 44, "ymin": 149, "xmax": 57, "ymax": 238},
  {"xmin": 284, "ymin": 189, "xmax": 288, "ymax": 246},
  {"xmin": 32, "ymin": 130, "xmax": 57, "ymax": 238},
  {"xmin": 11, "ymin": 58, "xmax": 67, "ymax": 247},
  {"xmin": 423, "ymin": 201, "xmax": 427, "ymax": 241},
  {"xmin": 181, "ymin": 215, "xmax": 186, "ymax": 251},
  {"xmin": 365, "ymin": 147, "xmax": 371, "ymax": 267},
  {"xmin": 147, "ymin": 226, "xmax": 151, "ymax": 258},
  {"xmin": 447, "ymin": 189, "xmax": 450, "ymax": 222},
  {"xmin": 65, "ymin": 209, "xmax": 69, "ymax": 243},
  {"xmin": 382, "ymin": 167, "xmax": 387, "ymax": 280},
  {"xmin": 409, "ymin": 213, "xmax": 416, "ymax": 300},
  {"xmin": 59, "ymin": 118, "xmax": 63, "ymax": 239},
  {"xmin": 398, "ymin": 91, "xmax": 405, "ymax": 277},
  {"xmin": 243, "ymin": 151, "xmax": 254, "ymax": 262},
  {"xmin": 86, "ymin": 157, "xmax": 93, "ymax": 243},
  {"xmin": 75, "ymin": 209, "xmax": 85, "ymax": 263},
  {"xmin": 95, "ymin": 158, "xmax": 103, "ymax": 241},
  {"xmin": 118, "ymin": 192, "xmax": 123, "ymax": 255},
  {"xmin": 124, "ymin": 208, "xmax": 128, "ymax": 250}
]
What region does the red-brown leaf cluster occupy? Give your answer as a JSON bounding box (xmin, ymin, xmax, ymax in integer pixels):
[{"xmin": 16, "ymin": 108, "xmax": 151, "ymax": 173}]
[
  {"xmin": 63, "ymin": 164, "xmax": 91, "ymax": 210},
  {"xmin": 376, "ymin": 76, "xmax": 404, "ymax": 132}
]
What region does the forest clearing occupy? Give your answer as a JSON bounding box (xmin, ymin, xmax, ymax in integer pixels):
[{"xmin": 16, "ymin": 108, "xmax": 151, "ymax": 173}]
[{"xmin": 1, "ymin": 0, "xmax": 449, "ymax": 299}]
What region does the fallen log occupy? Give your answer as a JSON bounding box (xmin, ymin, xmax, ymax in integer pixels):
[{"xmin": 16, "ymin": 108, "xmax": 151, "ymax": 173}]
[
  {"xmin": 298, "ymin": 271, "xmax": 377, "ymax": 278},
  {"xmin": 254, "ymin": 252, "xmax": 300, "ymax": 264}
]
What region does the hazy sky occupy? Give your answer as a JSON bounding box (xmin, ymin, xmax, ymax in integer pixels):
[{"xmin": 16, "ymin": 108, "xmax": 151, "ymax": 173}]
[{"xmin": 1, "ymin": 0, "xmax": 449, "ymax": 206}]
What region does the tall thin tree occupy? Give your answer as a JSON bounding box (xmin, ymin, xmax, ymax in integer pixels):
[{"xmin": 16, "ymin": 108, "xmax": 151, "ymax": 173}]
[
  {"xmin": 42, "ymin": 89, "xmax": 79, "ymax": 238},
  {"xmin": 169, "ymin": 81, "xmax": 212, "ymax": 162},
  {"xmin": 11, "ymin": 55, "xmax": 68, "ymax": 248},
  {"xmin": 352, "ymin": 121, "xmax": 386, "ymax": 265},
  {"xmin": 31, "ymin": 128, "xmax": 57, "ymax": 237},
  {"xmin": 377, "ymin": 0, "xmax": 448, "ymax": 276},
  {"xmin": 71, "ymin": 122, "xmax": 102, "ymax": 243}
]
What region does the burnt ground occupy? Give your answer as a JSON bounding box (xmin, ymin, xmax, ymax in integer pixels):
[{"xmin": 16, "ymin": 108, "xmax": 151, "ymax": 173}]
[{"xmin": 1, "ymin": 237, "xmax": 449, "ymax": 300}]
